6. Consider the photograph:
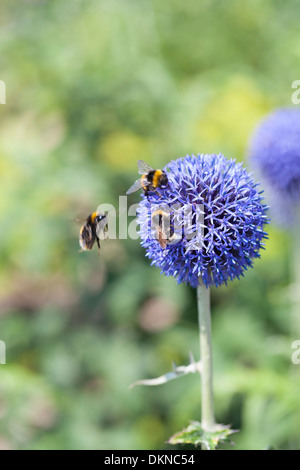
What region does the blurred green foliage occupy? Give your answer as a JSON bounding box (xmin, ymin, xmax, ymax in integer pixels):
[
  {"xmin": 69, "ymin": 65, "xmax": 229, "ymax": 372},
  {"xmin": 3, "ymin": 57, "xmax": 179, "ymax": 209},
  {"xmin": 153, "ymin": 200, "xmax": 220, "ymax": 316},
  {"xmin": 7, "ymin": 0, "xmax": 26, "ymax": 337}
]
[{"xmin": 0, "ymin": 0, "xmax": 299, "ymax": 450}]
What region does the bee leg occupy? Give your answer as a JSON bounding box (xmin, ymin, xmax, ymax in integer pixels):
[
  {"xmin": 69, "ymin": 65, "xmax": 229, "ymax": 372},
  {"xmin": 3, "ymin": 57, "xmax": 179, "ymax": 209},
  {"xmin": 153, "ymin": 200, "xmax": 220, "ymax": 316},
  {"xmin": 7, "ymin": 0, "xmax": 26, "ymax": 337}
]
[
  {"xmin": 154, "ymin": 189, "xmax": 162, "ymax": 199},
  {"xmin": 96, "ymin": 238, "xmax": 101, "ymax": 255}
]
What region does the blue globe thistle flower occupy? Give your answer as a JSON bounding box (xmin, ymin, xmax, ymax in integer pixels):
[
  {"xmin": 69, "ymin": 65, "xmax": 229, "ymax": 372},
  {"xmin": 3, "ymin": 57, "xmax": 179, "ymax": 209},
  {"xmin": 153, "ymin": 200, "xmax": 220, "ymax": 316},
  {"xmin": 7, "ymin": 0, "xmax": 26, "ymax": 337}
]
[
  {"xmin": 248, "ymin": 108, "xmax": 300, "ymax": 224},
  {"xmin": 137, "ymin": 154, "xmax": 268, "ymax": 288}
]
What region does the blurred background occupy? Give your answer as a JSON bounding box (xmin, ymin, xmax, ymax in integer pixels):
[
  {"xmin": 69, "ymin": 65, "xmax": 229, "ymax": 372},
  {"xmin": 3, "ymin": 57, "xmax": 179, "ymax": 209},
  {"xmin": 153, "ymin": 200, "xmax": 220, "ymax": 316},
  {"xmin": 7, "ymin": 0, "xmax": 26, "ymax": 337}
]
[{"xmin": 0, "ymin": 0, "xmax": 299, "ymax": 450}]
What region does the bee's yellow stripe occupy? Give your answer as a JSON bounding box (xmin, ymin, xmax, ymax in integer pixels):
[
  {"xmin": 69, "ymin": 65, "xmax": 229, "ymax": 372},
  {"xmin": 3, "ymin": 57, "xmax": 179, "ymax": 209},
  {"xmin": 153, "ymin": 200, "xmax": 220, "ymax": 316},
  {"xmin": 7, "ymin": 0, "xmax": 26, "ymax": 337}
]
[
  {"xmin": 152, "ymin": 170, "xmax": 162, "ymax": 188},
  {"xmin": 91, "ymin": 212, "xmax": 98, "ymax": 223}
]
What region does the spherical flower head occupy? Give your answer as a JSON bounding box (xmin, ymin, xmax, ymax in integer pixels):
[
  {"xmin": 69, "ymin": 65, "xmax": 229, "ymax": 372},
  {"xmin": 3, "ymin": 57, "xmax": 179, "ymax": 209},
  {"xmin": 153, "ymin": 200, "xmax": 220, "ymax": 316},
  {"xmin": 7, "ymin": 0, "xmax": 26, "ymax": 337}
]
[
  {"xmin": 137, "ymin": 154, "xmax": 268, "ymax": 288},
  {"xmin": 248, "ymin": 108, "xmax": 300, "ymax": 224}
]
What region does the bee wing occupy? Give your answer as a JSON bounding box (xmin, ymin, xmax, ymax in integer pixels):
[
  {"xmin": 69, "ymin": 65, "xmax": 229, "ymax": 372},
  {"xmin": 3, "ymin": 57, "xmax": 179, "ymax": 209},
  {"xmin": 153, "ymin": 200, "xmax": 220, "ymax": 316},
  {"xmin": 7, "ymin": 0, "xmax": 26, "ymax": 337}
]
[
  {"xmin": 75, "ymin": 216, "xmax": 87, "ymax": 224},
  {"xmin": 126, "ymin": 179, "xmax": 143, "ymax": 194},
  {"xmin": 137, "ymin": 160, "xmax": 153, "ymax": 175}
]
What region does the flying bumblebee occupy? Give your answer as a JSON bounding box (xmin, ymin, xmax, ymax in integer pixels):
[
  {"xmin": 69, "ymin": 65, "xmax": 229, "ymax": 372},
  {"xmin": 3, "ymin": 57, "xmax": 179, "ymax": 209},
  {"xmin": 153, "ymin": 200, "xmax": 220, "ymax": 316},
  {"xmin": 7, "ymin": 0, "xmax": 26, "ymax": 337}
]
[
  {"xmin": 126, "ymin": 160, "xmax": 168, "ymax": 196},
  {"xmin": 151, "ymin": 209, "xmax": 181, "ymax": 249},
  {"xmin": 79, "ymin": 211, "xmax": 108, "ymax": 253}
]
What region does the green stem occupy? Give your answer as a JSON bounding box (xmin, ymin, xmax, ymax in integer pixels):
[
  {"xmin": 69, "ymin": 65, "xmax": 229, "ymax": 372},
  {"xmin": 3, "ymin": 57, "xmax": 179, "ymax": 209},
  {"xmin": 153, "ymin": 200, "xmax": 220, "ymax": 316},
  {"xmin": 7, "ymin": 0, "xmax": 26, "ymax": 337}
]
[{"xmin": 197, "ymin": 281, "xmax": 215, "ymax": 431}]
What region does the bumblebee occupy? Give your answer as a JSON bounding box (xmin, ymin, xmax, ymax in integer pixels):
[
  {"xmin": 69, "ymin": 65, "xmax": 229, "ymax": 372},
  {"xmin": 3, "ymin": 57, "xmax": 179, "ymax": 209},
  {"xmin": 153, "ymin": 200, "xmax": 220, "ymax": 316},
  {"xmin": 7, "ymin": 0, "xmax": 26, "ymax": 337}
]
[
  {"xmin": 126, "ymin": 160, "xmax": 168, "ymax": 195},
  {"xmin": 79, "ymin": 212, "xmax": 108, "ymax": 253},
  {"xmin": 151, "ymin": 209, "xmax": 181, "ymax": 249}
]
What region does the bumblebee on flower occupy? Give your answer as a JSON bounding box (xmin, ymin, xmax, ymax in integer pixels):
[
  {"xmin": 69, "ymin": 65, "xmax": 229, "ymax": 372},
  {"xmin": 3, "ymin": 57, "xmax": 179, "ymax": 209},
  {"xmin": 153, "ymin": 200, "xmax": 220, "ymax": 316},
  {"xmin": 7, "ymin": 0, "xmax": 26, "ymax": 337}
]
[{"xmin": 136, "ymin": 153, "xmax": 269, "ymax": 288}]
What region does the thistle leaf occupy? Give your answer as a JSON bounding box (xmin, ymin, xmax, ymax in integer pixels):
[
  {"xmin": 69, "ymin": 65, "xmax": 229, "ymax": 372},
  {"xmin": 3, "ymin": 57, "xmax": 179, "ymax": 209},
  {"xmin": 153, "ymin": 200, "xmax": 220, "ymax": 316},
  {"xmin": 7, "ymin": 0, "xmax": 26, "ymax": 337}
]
[{"xmin": 129, "ymin": 356, "xmax": 201, "ymax": 388}]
